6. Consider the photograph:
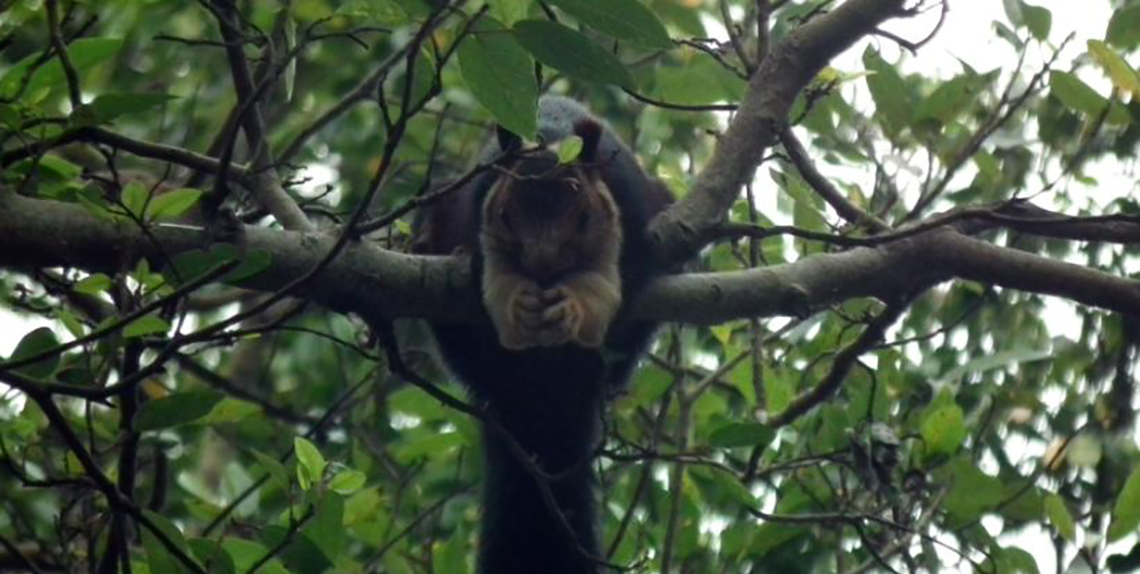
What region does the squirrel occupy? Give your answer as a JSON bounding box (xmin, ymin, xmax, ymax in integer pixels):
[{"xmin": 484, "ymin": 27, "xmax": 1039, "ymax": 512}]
[{"xmin": 413, "ymin": 96, "xmax": 673, "ymax": 574}]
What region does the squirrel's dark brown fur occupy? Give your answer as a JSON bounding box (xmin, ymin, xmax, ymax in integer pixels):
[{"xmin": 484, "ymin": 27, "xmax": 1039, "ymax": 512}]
[{"xmin": 413, "ymin": 96, "xmax": 673, "ymax": 574}]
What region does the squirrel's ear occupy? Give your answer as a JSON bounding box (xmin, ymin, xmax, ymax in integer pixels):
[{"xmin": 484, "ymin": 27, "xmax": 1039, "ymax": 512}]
[
  {"xmin": 496, "ymin": 125, "xmax": 522, "ymax": 155},
  {"xmin": 572, "ymin": 119, "xmax": 603, "ymax": 163}
]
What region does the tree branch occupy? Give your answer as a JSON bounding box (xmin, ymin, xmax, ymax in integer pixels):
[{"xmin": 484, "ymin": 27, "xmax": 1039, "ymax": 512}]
[
  {"xmin": 5, "ymin": 191, "xmax": 1139, "ymax": 329},
  {"xmin": 649, "ymin": 0, "xmax": 910, "ymax": 265},
  {"xmin": 0, "ymin": 127, "xmax": 250, "ymax": 180}
]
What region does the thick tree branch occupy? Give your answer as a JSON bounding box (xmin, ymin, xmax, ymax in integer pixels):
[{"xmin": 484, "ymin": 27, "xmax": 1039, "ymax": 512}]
[
  {"xmin": 0, "ymin": 191, "xmax": 470, "ymax": 321},
  {"xmin": 649, "ymin": 0, "xmax": 910, "ymax": 264},
  {"xmin": 4, "ymin": 192, "xmax": 1139, "ymax": 328},
  {"xmin": 210, "ymin": 1, "xmax": 313, "ymax": 231}
]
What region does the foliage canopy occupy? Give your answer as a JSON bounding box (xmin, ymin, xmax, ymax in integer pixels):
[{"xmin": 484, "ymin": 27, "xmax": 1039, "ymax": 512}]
[{"xmin": 1, "ymin": 1, "xmax": 1140, "ymax": 573}]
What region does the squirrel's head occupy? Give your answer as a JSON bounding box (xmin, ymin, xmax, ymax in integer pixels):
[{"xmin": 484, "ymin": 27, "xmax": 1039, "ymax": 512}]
[{"xmin": 481, "ymin": 119, "xmax": 622, "ymax": 287}]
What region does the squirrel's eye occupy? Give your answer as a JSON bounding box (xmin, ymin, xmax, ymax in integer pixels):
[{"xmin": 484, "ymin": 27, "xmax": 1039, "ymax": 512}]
[
  {"xmin": 500, "ymin": 210, "xmax": 514, "ymax": 232},
  {"xmin": 577, "ymin": 212, "xmax": 590, "ymax": 231}
]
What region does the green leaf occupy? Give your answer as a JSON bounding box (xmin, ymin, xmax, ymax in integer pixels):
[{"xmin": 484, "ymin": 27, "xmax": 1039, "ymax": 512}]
[
  {"xmin": 487, "ymin": 0, "xmax": 530, "ymax": 26},
  {"xmin": 123, "ymin": 315, "xmax": 170, "ymax": 338},
  {"xmin": 1002, "ymin": 0, "xmax": 1023, "ymax": 27},
  {"xmin": 147, "ymin": 188, "xmax": 203, "ymax": 221},
  {"xmin": 653, "ymin": 53, "xmax": 745, "ymax": 105},
  {"xmin": 557, "ymin": 135, "xmax": 584, "ymax": 163},
  {"xmin": 164, "ymin": 244, "xmax": 271, "ymax": 287},
  {"xmin": 251, "ymin": 449, "xmax": 290, "ymax": 491},
  {"xmin": 1044, "ymin": 493, "xmax": 1076, "ymax": 541},
  {"xmin": 261, "ymin": 525, "xmax": 329, "ymax": 574},
  {"xmin": 303, "ymin": 494, "xmax": 346, "ymax": 561},
  {"xmin": 1087, "ymin": 40, "xmax": 1140, "ymax": 96},
  {"xmin": 999, "ymin": 547, "xmax": 1041, "ymax": 574},
  {"xmin": 1066, "ymin": 434, "xmax": 1103, "ymax": 468},
  {"xmin": 74, "ymin": 273, "xmax": 112, "ymax": 295},
  {"xmin": 142, "ymin": 529, "xmax": 185, "ymax": 574},
  {"xmin": 764, "ymin": 368, "xmax": 794, "ymax": 415},
  {"xmin": 0, "ymin": 103, "xmax": 20, "ymax": 127},
  {"xmin": 0, "ymin": 38, "xmax": 123, "ymax": 101},
  {"xmin": 920, "ymin": 403, "xmax": 966, "ymax": 458},
  {"xmin": 914, "ymin": 76, "xmax": 973, "ymax": 125},
  {"xmin": 121, "ymin": 182, "xmax": 149, "ymax": 219},
  {"xmin": 1108, "ymin": 464, "xmax": 1140, "ymax": 542},
  {"xmin": 792, "ymin": 188, "xmax": 825, "ymax": 255},
  {"xmin": 140, "ymin": 510, "xmax": 195, "ymax": 574},
  {"xmin": 134, "ymin": 391, "xmax": 224, "ymax": 431},
  {"xmin": 85, "ymin": 92, "xmax": 177, "ymax": 124},
  {"xmin": 224, "ymin": 250, "xmax": 273, "ymax": 283},
  {"xmin": 34, "ymin": 155, "xmax": 82, "ymax": 180},
  {"xmin": 7, "ymin": 327, "xmax": 61, "ymax": 379},
  {"xmin": 545, "ymin": 0, "xmax": 672, "ymax": 49},
  {"xmin": 459, "ymin": 18, "xmax": 538, "ymax": 139},
  {"xmin": 1050, "ymin": 71, "xmax": 1109, "ymax": 116},
  {"xmin": 513, "ymin": 20, "xmax": 634, "ymax": 89},
  {"xmin": 434, "ymin": 532, "xmax": 467, "ymax": 574},
  {"xmin": 941, "ymin": 458, "xmax": 1004, "ymax": 521},
  {"xmin": 993, "ymin": 21, "xmax": 1024, "ymax": 50},
  {"xmin": 75, "ymin": 186, "xmax": 114, "ymax": 220},
  {"xmin": 223, "ymin": 539, "xmax": 290, "ymax": 574},
  {"xmin": 329, "ymin": 469, "xmax": 367, "ymax": 494},
  {"xmin": 188, "ymin": 539, "xmax": 235, "ymax": 574},
  {"xmin": 1021, "ymin": 2, "xmax": 1051, "ymax": 40},
  {"xmin": 691, "ymin": 465, "xmax": 757, "ymax": 507},
  {"xmin": 295, "ymin": 437, "xmax": 326, "ymax": 490},
  {"xmin": 164, "ymin": 247, "xmax": 235, "ymax": 286},
  {"xmin": 863, "ymin": 46, "xmax": 913, "ymax": 135},
  {"xmin": 1107, "ymin": 4, "xmax": 1140, "ymax": 50},
  {"xmin": 708, "ymin": 422, "xmax": 775, "ymax": 449},
  {"xmin": 56, "ymin": 309, "xmax": 86, "ymax": 338}
]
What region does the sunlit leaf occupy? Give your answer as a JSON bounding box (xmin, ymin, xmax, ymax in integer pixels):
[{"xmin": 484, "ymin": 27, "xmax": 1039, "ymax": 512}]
[
  {"xmin": 295, "ymin": 437, "xmax": 326, "ymax": 490},
  {"xmin": 1088, "ymin": 40, "xmax": 1140, "ymax": 97},
  {"xmin": 920, "ymin": 402, "xmax": 966, "ymax": 458},
  {"xmin": 1044, "ymin": 493, "xmax": 1076, "ymax": 541},
  {"xmin": 147, "ymin": 188, "xmax": 203, "ymax": 221},
  {"xmin": 329, "ymin": 469, "xmax": 367, "ymax": 494},
  {"xmin": 556, "ymin": 135, "xmax": 583, "ymax": 164},
  {"xmin": 74, "ymin": 273, "xmax": 112, "ymax": 295}
]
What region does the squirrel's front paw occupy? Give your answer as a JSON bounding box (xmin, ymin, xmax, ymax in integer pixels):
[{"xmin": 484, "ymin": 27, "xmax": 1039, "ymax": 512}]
[
  {"xmin": 530, "ymin": 287, "xmax": 583, "ymax": 347},
  {"xmin": 495, "ymin": 283, "xmax": 544, "ymax": 350}
]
